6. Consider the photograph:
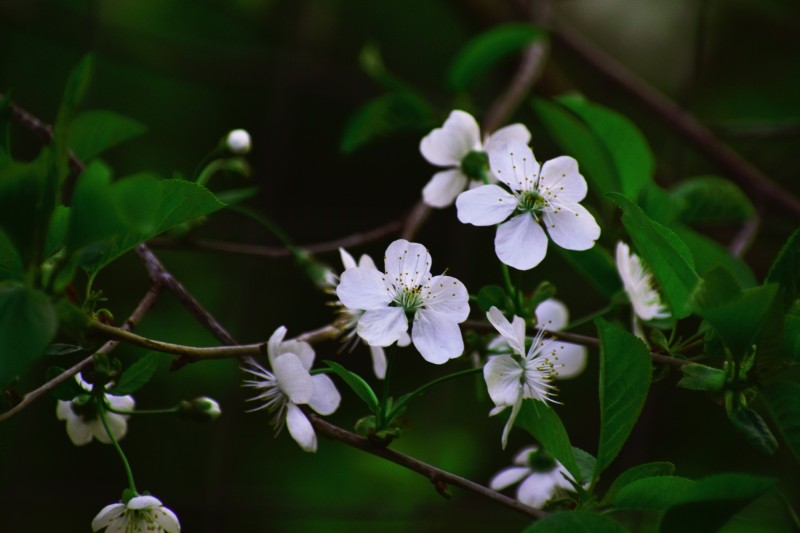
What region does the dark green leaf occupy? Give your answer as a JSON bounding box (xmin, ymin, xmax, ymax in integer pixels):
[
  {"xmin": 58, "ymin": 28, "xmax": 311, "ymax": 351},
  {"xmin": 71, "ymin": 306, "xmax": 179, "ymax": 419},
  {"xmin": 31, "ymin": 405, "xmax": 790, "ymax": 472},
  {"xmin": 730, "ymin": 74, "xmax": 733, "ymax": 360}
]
[
  {"xmin": 572, "ymin": 447, "xmax": 596, "ymax": 485},
  {"xmin": 638, "ymin": 183, "xmax": 683, "ymax": 225},
  {"xmin": 765, "ymin": 228, "xmax": 800, "ymax": 311},
  {"xmin": 213, "ymin": 186, "xmax": 259, "ymax": 206},
  {"xmin": 524, "ymin": 510, "xmax": 626, "ymax": 533},
  {"xmin": 448, "ymin": 23, "xmax": 545, "ymax": 91},
  {"xmin": 602, "ymin": 462, "xmax": 675, "ymax": 504},
  {"xmin": 324, "ymin": 360, "xmax": 380, "ymax": 414},
  {"xmin": 761, "ymin": 381, "xmax": 800, "ymax": 463},
  {"xmin": 69, "ymin": 110, "xmax": 147, "ymax": 161},
  {"xmin": 593, "ymin": 318, "xmax": 652, "ymax": 480},
  {"xmin": 44, "ymin": 205, "xmax": 70, "ymax": 260},
  {"xmin": 677, "ymin": 363, "xmax": 726, "ymax": 392},
  {"xmin": 674, "ymin": 225, "xmax": 756, "ymax": 288},
  {"xmin": 671, "ymin": 176, "xmax": 755, "ymax": 226},
  {"xmin": 614, "ymin": 476, "xmax": 696, "ymax": 510},
  {"xmin": 659, "ymin": 474, "xmax": 776, "ymax": 533},
  {"xmin": 340, "ymin": 92, "xmax": 435, "ymax": 154},
  {"xmin": 110, "ymin": 353, "xmax": 163, "ymax": 395},
  {"xmin": 476, "ymin": 285, "xmax": 509, "ymax": 313},
  {"xmin": 558, "ymin": 246, "xmax": 622, "ymax": 299},
  {"xmin": 515, "ymin": 400, "xmax": 581, "ymax": 482},
  {"xmin": 609, "ymin": 193, "xmax": 699, "ymax": 318},
  {"xmin": 0, "ymin": 227, "xmax": 23, "ymax": 281},
  {"xmin": 728, "ymin": 405, "xmax": 779, "ymax": 455},
  {"xmin": 53, "ymin": 55, "xmax": 94, "ymax": 178},
  {"xmin": 0, "ymin": 282, "xmax": 58, "ymax": 387},
  {"xmin": 783, "ymin": 314, "xmax": 800, "ymax": 361},
  {"xmin": 45, "ymin": 366, "xmax": 83, "ymax": 400}
]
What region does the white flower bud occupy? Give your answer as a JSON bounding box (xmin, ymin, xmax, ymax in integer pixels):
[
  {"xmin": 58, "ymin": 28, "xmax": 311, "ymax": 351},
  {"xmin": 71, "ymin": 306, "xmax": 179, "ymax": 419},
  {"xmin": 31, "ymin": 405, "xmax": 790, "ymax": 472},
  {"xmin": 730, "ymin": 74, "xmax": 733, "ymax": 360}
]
[{"xmin": 226, "ymin": 129, "xmax": 251, "ymax": 154}]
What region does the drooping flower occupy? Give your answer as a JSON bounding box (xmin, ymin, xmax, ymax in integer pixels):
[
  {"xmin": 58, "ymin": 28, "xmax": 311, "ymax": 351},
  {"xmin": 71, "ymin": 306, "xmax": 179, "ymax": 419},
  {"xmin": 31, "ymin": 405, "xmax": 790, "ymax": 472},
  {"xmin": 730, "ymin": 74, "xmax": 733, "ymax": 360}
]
[
  {"xmin": 225, "ymin": 128, "xmax": 251, "ymax": 154},
  {"xmin": 615, "ymin": 241, "xmax": 670, "ymax": 339},
  {"xmin": 336, "ymin": 239, "xmax": 470, "ymax": 364},
  {"xmin": 329, "ymin": 248, "xmax": 411, "ymax": 379},
  {"xmin": 420, "ymin": 110, "xmax": 531, "ymax": 208},
  {"xmin": 483, "ymin": 307, "xmax": 562, "ymax": 448},
  {"xmin": 241, "ymin": 326, "xmax": 341, "ymax": 452},
  {"xmin": 456, "ymin": 140, "xmax": 601, "ymax": 270},
  {"xmin": 92, "ymin": 494, "xmax": 180, "ymax": 532},
  {"xmin": 490, "ymin": 445, "xmax": 575, "ymax": 509},
  {"xmin": 56, "ymin": 373, "xmax": 135, "ymax": 446}
]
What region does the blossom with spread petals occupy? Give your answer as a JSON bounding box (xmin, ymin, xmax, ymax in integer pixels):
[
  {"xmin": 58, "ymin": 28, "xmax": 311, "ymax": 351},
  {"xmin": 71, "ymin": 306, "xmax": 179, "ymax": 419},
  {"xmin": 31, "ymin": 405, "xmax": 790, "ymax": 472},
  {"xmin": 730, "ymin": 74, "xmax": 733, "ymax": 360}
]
[
  {"xmin": 456, "ymin": 140, "xmax": 600, "ymax": 270},
  {"xmin": 490, "ymin": 445, "xmax": 575, "ymax": 509},
  {"xmin": 242, "ymin": 326, "xmax": 341, "ymax": 452},
  {"xmin": 56, "ymin": 373, "xmax": 134, "ymax": 446},
  {"xmin": 336, "ymin": 239, "xmax": 470, "ymax": 364},
  {"xmin": 615, "ymin": 241, "xmax": 670, "ymax": 339},
  {"xmin": 420, "ymin": 110, "xmax": 531, "ymax": 208},
  {"xmin": 92, "ymin": 494, "xmax": 180, "ymax": 532}
]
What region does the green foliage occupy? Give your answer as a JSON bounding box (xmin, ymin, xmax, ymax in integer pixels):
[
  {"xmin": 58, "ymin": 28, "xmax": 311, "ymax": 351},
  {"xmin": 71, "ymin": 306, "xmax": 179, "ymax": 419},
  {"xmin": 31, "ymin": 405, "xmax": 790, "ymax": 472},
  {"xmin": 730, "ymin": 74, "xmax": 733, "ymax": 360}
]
[
  {"xmin": 524, "ymin": 510, "xmax": 626, "ymax": 532},
  {"xmin": 673, "ymin": 225, "xmax": 757, "ymax": 288},
  {"xmin": 447, "ymin": 23, "xmax": 545, "ymax": 91},
  {"xmin": 727, "ymin": 404, "xmax": 778, "ymax": 455},
  {"xmin": 593, "ymin": 318, "xmax": 652, "ymax": 481},
  {"xmin": 613, "ymin": 476, "xmax": 696, "ymax": 510},
  {"xmin": 110, "ymin": 353, "xmax": 163, "ymax": 396},
  {"xmin": 340, "ymin": 92, "xmax": 435, "ymax": 154},
  {"xmin": 765, "ymin": 228, "xmax": 800, "ymax": 311},
  {"xmin": 45, "ymin": 366, "xmax": 83, "ymax": 400},
  {"xmin": 69, "ymin": 110, "xmax": 147, "ymax": 161},
  {"xmin": 43, "ymin": 343, "xmax": 83, "ymax": 356},
  {"xmin": 0, "ymin": 93, "xmax": 10, "ymax": 164},
  {"xmin": 761, "ymin": 381, "xmax": 800, "ymax": 463},
  {"xmin": 476, "ymin": 284, "xmax": 511, "ymax": 313},
  {"xmin": 515, "ymin": 400, "xmax": 581, "ymax": 482},
  {"xmin": 572, "ymin": 447, "xmax": 596, "ymax": 485},
  {"xmin": 677, "ymin": 363, "xmax": 725, "ymax": 392},
  {"xmin": 0, "ymin": 228, "xmax": 24, "ymax": 281},
  {"xmin": 52, "ymin": 55, "xmax": 94, "ymax": 180},
  {"xmin": 558, "ymin": 246, "xmax": 621, "ymax": 299},
  {"xmin": 324, "ymin": 360, "xmax": 380, "ymax": 414},
  {"xmin": 602, "ymin": 462, "xmax": 675, "ymax": 505},
  {"xmin": 671, "ymin": 176, "xmax": 755, "ymax": 226}
]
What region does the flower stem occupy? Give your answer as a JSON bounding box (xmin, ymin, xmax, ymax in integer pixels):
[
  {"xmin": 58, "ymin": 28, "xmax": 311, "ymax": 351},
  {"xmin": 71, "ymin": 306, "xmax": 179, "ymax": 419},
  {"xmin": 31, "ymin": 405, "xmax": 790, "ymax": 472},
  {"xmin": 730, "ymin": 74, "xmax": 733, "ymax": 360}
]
[
  {"xmin": 378, "ymin": 348, "xmax": 395, "ymax": 429},
  {"xmin": 385, "ymin": 367, "xmax": 483, "ymax": 422},
  {"xmin": 500, "ymin": 263, "xmax": 521, "ymax": 315},
  {"xmin": 107, "ymin": 406, "xmax": 180, "ymax": 416},
  {"xmin": 97, "ymin": 396, "xmax": 137, "ymax": 494}
]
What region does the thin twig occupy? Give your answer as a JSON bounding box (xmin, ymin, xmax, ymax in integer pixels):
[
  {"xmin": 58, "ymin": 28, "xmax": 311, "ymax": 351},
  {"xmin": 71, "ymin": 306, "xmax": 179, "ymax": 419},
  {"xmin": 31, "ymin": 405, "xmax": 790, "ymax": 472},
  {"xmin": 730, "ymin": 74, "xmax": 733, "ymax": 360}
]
[
  {"xmin": 401, "ymin": 201, "xmax": 432, "ymax": 241},
  {"xmin": 729, "ymin": 215, "xmax": 761, "ymax": 259}
]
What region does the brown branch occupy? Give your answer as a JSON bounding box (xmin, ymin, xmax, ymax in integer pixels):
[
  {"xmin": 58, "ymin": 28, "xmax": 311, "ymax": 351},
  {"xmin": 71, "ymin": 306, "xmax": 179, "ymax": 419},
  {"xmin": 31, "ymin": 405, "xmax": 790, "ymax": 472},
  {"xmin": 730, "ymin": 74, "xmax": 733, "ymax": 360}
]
[
  {"xmin": 552, "ymin": 20, "xmax": 800, "ymax": 220},
  {"xmin": 729, "ymin": 214, "xmax": 761, "ymax": 259},
  {"xmin": 401, "ymin": 200, "xmax": 432, "ymax": 241}
]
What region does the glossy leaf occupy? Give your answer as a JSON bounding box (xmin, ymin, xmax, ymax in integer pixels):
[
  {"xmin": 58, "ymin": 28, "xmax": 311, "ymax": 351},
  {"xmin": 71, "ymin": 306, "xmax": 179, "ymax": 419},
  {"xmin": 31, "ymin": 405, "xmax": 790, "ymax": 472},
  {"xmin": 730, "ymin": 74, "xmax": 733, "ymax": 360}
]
[
  {"xmin": 69, "ymin": 110, "xmax": 147, "ymax": 161},
  {"xmin": 614, "ymin": 476, "xmax": 696, "ymax": 510},
  {"xmin": 728, "ymin": 405, "xmax": 779, "ymax": 455},
  {"xmin": 602, "ymin": 461, "xmax": 675, "ymax": 504},
  {"xmin": 761, "ymin": 381, "xmax": 800, "ymax": 463},
  {"xmin": 765, "ymin": 228, "xmax": 800, "ymax": 310},
  {"xmin": 110, "ymin": 353, "xmax": 163, "ymax": 396},
  {"xmin": 340, "ymin": 92, "xmax": 435, "ymax": 154},
  {"xmin": 515, "ymin": 400, "xmax": 581, "ymax": 482},
  {"xmin": 671, "ymin": 176, "xmax": 755, "ymax": 226},
  {"xmin": 324, "ymin": 360, "xmax": 380, "ymax": 414}
]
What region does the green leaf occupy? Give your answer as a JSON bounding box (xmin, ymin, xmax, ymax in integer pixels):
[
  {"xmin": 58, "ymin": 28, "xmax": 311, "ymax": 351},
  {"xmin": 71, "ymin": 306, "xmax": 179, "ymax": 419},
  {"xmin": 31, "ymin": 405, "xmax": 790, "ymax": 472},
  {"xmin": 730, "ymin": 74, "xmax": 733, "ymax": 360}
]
[
  {"xmin": 110, "ymin": 353, "xmax": 163, "ymax": 395},
  {"xmin": 558, "ymin": 246, "xmax": 622, "ymax": 299},
  {"xmin": 324, "ymin": 360, "xmax": 380, "ymax": 414},
  {"xmin": 0, "ymin": 282, "xmax": 58, "ymax": 387},
  {"xmin": 609, "ymin": 193, "xmax": 699, "ymax": 318},
  {"xmin": 448, "ymin": 23, "xmax": 545, "ymax": 91},
  {"xmin": 524, "ymin": 510, "xmax": 626, "ymax": 533},
  {"xmin": 765, "ymin": 228, "xmax": 800, "ymax": 311},
  {"xmin": 614, "ymin": 476, "xmax": 696, "ymax": 510},
  {"xmin": 515, "ymin": 400, "xmax": 581, "ymax": 482},
  {"xmin": 572, "ymin": 447, "xmax": 596, "ymax": 484},
  {"xmin": 593, "ymin": 318, "xmax": 652, "ymax": 480},
  {"xmin": 728, "ymin": 405, "xmax": 779, "ymax": 455},
  {"xmin": 558, "ymin": 95, "xmax": 654, "ymax": 199},
  {"xmin": 602, "ymin": 462, "xmax": 675, "ymax": 504},
  {"xmin": 783, "ymin": 314, "xmax": 800, "ymax": 361},
  {"xmin": 671, "ymin": 176, "xmax": 755, "ymax": 226},
  {"xmin": 476, "ymin": 285, "xmax": 510, "ymax": 313},
  {"xmin": 340, "ymin": 92, "xmax": 435, "ymax": 154},
  {"xmin": 674, "ymin": 225, "xmax": 756, "ymax": 288},
  {"xmin": 761, "ymin": 381, "xmax": 800, "ymax": 463},
  {"xmin": 0, "ymin": 227, "xmax": 24, "ymax": 281},
  {"xmin": 213, "ymin": 186, "xmax": 259, "ymax": 206},
  {"xmin": 45, "ymin": 366, "xmax": 83, "ymax": 400},
  {"xmin": 659, "ymin": 473, "xmax": 776, "ymax": 533},
  {"xmin": 69, "ymin": 110, "xmax": 147, "ymax": 161},
  {"xmin": 53, "ymin": 55, "xmax": 94, "ymax": 177},
  {"xmin": 677, "ymin": 363, "xmax": 725, "ymax": 392}
]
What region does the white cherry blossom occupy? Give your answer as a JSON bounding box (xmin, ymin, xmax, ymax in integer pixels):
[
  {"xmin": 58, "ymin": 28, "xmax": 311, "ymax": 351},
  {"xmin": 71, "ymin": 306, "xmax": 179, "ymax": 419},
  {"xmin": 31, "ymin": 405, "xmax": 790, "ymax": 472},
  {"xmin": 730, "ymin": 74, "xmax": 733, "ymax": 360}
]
[
  {"xmin": 615, "ymin": 241, "xmax": 670, "ymax": 339},
  {"xmin": 56, "ymin": 373, "xmax": 135, "ymax": 446},
  {"xmin": 490, "ymin": 445, "xmax": 575, "ymax": 509},
  {"xmin": 226, "ymin": 128, "xmax": 251, "ymax": 154},
  {"xmin": 420, "ymin": 110, "xmax": 531, "ymax": 208},
  {"xmin": 336, "ymin": 239, "xmax": 470, "ymax": 364},
  {"xmin": 456, "ymin": 140, "xmax": 600, "ymax": 270},
  {"xmin": 242, "ymin": 326, "xmax": 341, "ymax": 452},
  {"xmin": 92, "ymin": 494, "xmax": 180, "ymax": 532}
]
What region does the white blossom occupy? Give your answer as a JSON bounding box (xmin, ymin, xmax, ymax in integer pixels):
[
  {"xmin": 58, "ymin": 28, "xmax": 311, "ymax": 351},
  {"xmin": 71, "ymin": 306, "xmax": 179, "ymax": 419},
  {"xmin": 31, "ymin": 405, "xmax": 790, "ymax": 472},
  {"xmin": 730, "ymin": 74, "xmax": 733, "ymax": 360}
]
[
  {"xmin": 92, "ymin": 494, "xmax": 180, "ymax": 532},
  {"xmin": 225, "ymin": 128, "xmax": 251, "ymax": 154},
  {"xmin": 420, "ymin": 110, "xmax": 531, "ymax": 208},
  {"xmin": 490, "ymin": 445, "xmax": 575, "ymax": 509},
  {"xmin": 55, "ymin": 373, "xmax": 134, "ymax": 446},
  {"xmin": 336, "ymin": 239, "xmax": 470, "ymax": 364},
  {"xmin": 242, "ymin": 326, "xmax": 341, "ymax": 452},
  {"xmin": 615, "ymin": 241, "xmax": 670, "ymax": 339},
  {"xmin": 456, "ymin": 140, "xmax": 600, "ymax": 270}
]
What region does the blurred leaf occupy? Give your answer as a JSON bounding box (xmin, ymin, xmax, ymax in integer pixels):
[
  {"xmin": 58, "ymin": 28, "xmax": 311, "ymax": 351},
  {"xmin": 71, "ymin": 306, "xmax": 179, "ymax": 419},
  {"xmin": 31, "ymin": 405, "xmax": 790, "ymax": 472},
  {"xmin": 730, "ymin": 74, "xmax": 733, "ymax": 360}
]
[
  {"xmin": 674, "ymin": 225, "xmax": 756, "ymax": 288},
  {"xmin": 44, "ymin": 205, "xmax": 70, "ymax": 260},
  {"xmin": 671, "ymin": 176, "xmax": 755, "ymax": 226},
  {"xmin": 659, "ymin": 474, "xmax": 776, "ymax": 533},
  {"xmin": 516, "ymin": 400, "xmax": 581, "ymax": 482},
  {"xmin": 0, "ymin": 93, "xmax": 10, "ymax": 164},
  {"xmin": 448, "ymin": 23, "xmax": 545, "ymax": 91},
  {"xmin": 53, "ymin": 54, "xmax": 94, "ymax": 179},
  {"xmin": 761, "ymin": 381, "xmax": 800, "ymax": 463},
  {"xmin": 0, "ymin": 282, "xmax": 58, "ymax": 387},
  {"xmin": 340, "ymin": 92, "xmax": 435, "ymax": 154},
  {"xmin": 69, "ymin": 110, "xmax": 147, "ymax": 161},
  {"xmin": 677, "ymin": 363, "xmax": 725, "ymax": 392},
  {"xmin": 524, "ymin": 510, "xmax": 626, "ymax": 532},
  {"xmin": 602, "ymin": 462, "xmax": 675, "ymax": 504},
  {"xmin": 728, "ymin": 405, "xmax": 779, "ymax": 455},
  {"xmin": 558, "ymin": 95, "xmax": 654, "ymax": 200},
  {"xmin": 476, "ymin": 285, "xmax": 509, "ymax": 313},
  {"xmin": 593, "ymin": 318, "xmax": 652, "ymax": 481},
  {"xmin": 765, "ymin": 228, "xmax": 800, "ymax": 310},
  {"xmin": 784, "ymin": 314, "xmax": 800, "ymax": 361},
  {"xmin": 558, "ymin": 246, "xmax": 621, "ymax": 299},
  {"xmin": 45, "ymin": 366, "xmax": 83, "ymax": 401},
  {"xmin": 572, "ymin": 447, "xmax": 596, "ymax": 484},
  {"xmin": 638, "ymin": 183, "xmax": 683, "ymax": 225},
  {"xmin": 214, "ymin": 186, "xmax": 259, "ymax": 206},
  {"xmin": 0, "ymin": 227, "xmax": 23, "ymax": 281},
  {"xmin": 609, "ymin": 193, "xmax": 699, "ymax": 318},
  {"xmin": 44, "ymin": 343, "xmax": 84, "ymax": 356},
  {"xmin": 110, "ymin": 353, "xmax": 162, "ymax": 396},
  {"xmin": 324, "ymin": 360, "xmax": 379, "ymax": 414},
  {"xmin": 614, "ymin": 476, "xmax": 696, "ymax": 510}
]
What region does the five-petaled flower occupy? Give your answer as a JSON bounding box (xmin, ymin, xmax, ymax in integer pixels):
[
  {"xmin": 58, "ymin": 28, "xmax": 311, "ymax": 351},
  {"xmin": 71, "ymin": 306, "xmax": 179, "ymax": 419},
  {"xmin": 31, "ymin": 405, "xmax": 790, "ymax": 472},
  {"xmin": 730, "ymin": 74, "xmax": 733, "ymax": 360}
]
[
  {"xmin": 336, "ymin": 239, "xmax": 470, "ymax": 364},
  {"xmin": 490, "ymin": 445, "xmax": 576, "ymax": 509},
  {"xmin": 92, "ymin": 494, "xmax": 180, "ymax": 532},
  {"xmin": 483, "ymin": 307, "xmax": 563, "ymax": 448},
  {"xmin": 456, "ymin": 140, "xmax": 600, "ymax": 270},
  {"xmin": 420, "ymin": 110, "xmax": 531, "ymax": 208},
  {"xmin": 242, "ymin": 326, "xmax": 341, "ymax": 452},
  {"xmin": 56, "ymin": 373, "xmax": 135, "ymax": 447},
  {"xmin": 615, "ymin": 241, "xmax": 670, "ymax": 339}
]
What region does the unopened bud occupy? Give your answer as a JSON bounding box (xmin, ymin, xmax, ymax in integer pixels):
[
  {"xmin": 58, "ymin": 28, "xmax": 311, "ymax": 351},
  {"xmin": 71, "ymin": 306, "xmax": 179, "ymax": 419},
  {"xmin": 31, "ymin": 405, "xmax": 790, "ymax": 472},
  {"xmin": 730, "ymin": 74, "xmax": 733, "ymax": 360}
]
[
  {"xmin": 225, "ymin": 129, "xmax": 251, "ymax": 154},
  {"xmin": 178, "ymin": 396, "xmax": 222, "ymax": 422}
]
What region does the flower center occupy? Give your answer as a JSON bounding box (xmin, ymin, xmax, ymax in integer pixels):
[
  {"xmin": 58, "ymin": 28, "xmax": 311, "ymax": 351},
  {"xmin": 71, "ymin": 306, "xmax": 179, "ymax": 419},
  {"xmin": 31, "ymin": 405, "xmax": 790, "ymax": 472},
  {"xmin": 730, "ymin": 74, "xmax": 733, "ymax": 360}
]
[
  {"xmin": 526, "ymin": 448, "xmax": 558, "ymax": 473},
  {"xmin": 393, "ymin": 286, "xmax": 425, "ymax": 313},
  {"xmin": 516, "ymin": 190, "xmax": 547, "ymax": 219},
  {"xmin": 460, "ymin": 150, "xmax": 490, "ymax": 182}
]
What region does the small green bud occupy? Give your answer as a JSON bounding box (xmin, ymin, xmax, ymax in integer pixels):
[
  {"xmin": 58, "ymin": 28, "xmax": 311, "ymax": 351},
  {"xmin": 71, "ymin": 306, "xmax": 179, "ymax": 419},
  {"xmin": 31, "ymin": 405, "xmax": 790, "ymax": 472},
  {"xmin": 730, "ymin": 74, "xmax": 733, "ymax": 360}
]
[
  {"xmin": 460, "ymin": 150, "xmax": 489, "ymax": 181},
  {"xmin": 178, "ymin": 397, "xmax": 222, "ymax": 422},
  {"xmin": 677, "ymin": 363, "xmax": 726, "ymax": 392}
]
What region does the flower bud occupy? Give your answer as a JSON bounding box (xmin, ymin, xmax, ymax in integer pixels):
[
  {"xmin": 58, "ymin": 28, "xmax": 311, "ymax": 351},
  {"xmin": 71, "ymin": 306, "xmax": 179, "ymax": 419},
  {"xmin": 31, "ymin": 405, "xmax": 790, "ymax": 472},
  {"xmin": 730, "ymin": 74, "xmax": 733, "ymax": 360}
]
[
  {"xmin": 225, "ymin": 129, "xmax": 251, "ymax": 154},
  {"xmin": 178, "ymin": 396, "xmax": 222, "ymax": 422}
]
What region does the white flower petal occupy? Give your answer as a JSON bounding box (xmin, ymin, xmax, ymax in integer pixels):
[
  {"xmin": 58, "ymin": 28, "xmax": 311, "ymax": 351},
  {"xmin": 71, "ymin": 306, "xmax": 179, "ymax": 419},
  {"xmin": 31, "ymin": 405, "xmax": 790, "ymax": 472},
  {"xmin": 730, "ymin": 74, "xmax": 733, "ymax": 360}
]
[
  {"xmin": 495, "ymin": 214, "xmax": 548, "ymax": 270},
  {"xmin": 285, "ymin": 402, "xmax": 317, "ymax": 452},
  {"xmin": 535, "ymin": 299, "xmax": 569, "ymax": 331},
  {"xmin": 517, "ymin": 472, "xmax": 558, "ymax": 508},
  {"xmin": 484, "ymin": 355, "xmax": 523, "ymax": 407},
  {"xmin": 154, "ymin": 506, "xmax": 181, "ymax": 532},
  {"xmin": 455, "ymin": 184, "xmax": 517, "ymax": 226},
  {"xmin": 412, "ymin": 310, "xmax": 464, "ymax": 364},
  {"xmin": 542, "ymin": 203, "xmax": 600, "ymax": 251},
  {"xmin": 616, "ymin": 241, "xmax": 670, "ymax": 322},
  {"xmin": 94, "ymin": 412, "xmax": 128, "ymax": 444},
  {"xmin": 397, "ymin": 331, "xmax": 411, "ymax": 347},
  {"xmin": 488, "ymin": 140, "xmax": 539, "ymax": 192},
  {"xmin": 106, "ymin": 394, "xmax": 135, "ymax": 413},
  {"xmin": 537, "ymin": 156, "xmax": 588, "ymax": 204},
  {"xmin": 56, "ymin": 400, "xmax": 73, "ymax": 421},
  {"xmin": 268, "ymin": 325, "xmax": 288, "ymax": 357},
  {"xmin": 513, "ymin": 446, "xmax": 539, "ymax": 466},
  {"xmin": 309, "ymin": 374, "xmax": 341, "ymax": 415},
  {"xmin": 486, "ymin": 307, "xmax": 526, "ymax": 356},
  {"xmin": 127, "ymin": 495, "xmax": 162, "ymax": 510},
  {"xmin": 484, "ymin": 124, "xmax": 531, "ymax": 151},
  {"xmin": 554, "ymin": 342, "xmax": 587, "ymax": 380},
  {"xmin": 92, "ymin": 503, "xmax": 125, "ymax": 531},
  {"xmin": 358, "ymin": 254, "xmax": 377, "ymax": 270},
  {"xmin": 272, "ymin": 354, "xmax": 314, "ymax": 405},
  {"xmin": 339, "ymin": 248, "xmax": 357, "ymax": 271},
  {"xmin": 357, "ymin": 307, "xmax": 408, "ymax": 347},
  {"xmin": 490, "ymin": 467, "xmax": 532, "ymax": 491},
  {"xmin": 423, "ymin": 275, "xmax": 470, "ymax": 322},
  {"xmin": 276, "ymin": 339, "xmax": 316, "ymax": 371},
  {"xmin": 489, "ymin": 405, "xmax": 508, "ymax": 417},
  {"xmin": 369, "ymin": 345, "xmax": 387, "ymax": 379},
  {"xmin": 65, "ymin": 416, "xmax": 94, "ymax": 446},
  {"xmin": 337, "ymin": 267, "xmax": 393, "ymax": 311},
  {"xmin": 422, "ymin": 169, "xmax": 469, "ymax": 208},
  {"xmin": 501, "ymin": 398, "xmax": 523, "ymax": 449},
  {"xmin": 384, "ymin": 240, "xmax": 432, "ymax": 290},
  {"xmin": 419, "ymin": 110, "xmax": 481, "ymax": 166}
]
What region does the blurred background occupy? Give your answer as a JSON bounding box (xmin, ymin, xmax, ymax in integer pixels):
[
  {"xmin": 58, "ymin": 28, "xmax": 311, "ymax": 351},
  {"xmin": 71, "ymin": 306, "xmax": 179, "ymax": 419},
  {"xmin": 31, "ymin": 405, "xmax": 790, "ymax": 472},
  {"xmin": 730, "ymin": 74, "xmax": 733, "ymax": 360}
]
[{"xmin": 1, "ymin": 0, "xmax": 799, "ymax": 531}]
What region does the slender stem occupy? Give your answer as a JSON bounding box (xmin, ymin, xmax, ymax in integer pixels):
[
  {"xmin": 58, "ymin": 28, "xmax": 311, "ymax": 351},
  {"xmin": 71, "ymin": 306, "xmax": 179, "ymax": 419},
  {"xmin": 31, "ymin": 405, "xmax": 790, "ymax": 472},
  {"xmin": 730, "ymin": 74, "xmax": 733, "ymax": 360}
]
[
  {"xmin": 107, "ymin": 406, "xmax": 179, "ymax": 416},
  {"xmin": 387, "ymin": 367, "xmax": 483, "ymax": 422},
  {"xmin": 231, "ymin": 205, "xmax": 298, "ymax": 253},
  {"xmin": 378, "ymin": 348, "xmax": 395, "ymax": 428},
  {"xmin": 97, "ymin": 396, "xmax": 137, "ymax": 493},
  {"xmin": 564, "ymin": 304, "xmax": 614, "ymax": 331},
  {"xmin": 500, "ymin": 263, "xmax": 520, "ymax": 315}
]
